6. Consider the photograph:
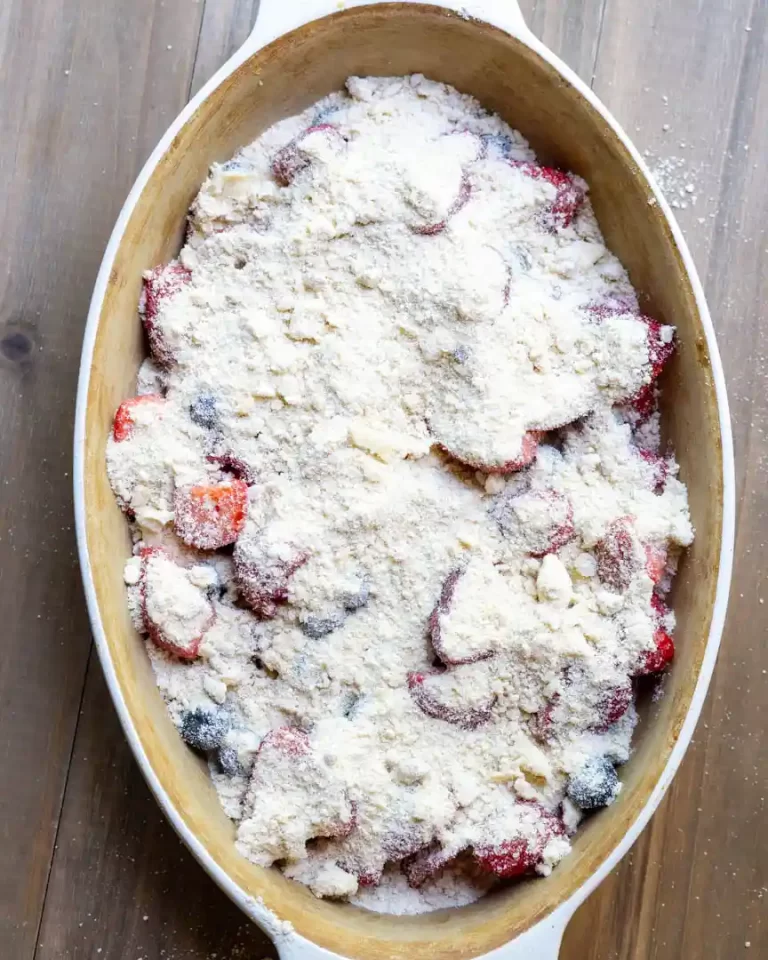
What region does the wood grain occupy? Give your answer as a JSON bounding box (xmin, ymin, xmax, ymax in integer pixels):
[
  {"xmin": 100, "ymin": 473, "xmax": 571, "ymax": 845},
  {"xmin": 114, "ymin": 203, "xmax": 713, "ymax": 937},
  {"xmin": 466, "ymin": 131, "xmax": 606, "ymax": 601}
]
[
  {"xmin": 0, "ymin": 0, "xmax": 764, "ymax": 958},
  {"xmin": 0, "ymin": 0, "xmax": 204, "ymax": 954}
]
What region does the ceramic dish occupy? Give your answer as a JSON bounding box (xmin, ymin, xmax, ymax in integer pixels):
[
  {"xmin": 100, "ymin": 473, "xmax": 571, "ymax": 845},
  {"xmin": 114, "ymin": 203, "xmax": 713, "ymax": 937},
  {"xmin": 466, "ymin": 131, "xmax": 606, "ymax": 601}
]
[{"xmin": 74, "ymin": 3, "xmax": 735, "ymax": 958}]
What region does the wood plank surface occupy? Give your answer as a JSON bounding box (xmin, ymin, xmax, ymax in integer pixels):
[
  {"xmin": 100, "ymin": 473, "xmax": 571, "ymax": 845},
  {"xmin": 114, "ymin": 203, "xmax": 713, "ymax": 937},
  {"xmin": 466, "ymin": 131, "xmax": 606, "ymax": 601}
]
[
  {"xmin": 0, "ymin": 0, "xmax": 765, "ymax": 957},
  {"xmin": 0, "ymin": 0, "xmax": 206, "ymax": 955}
]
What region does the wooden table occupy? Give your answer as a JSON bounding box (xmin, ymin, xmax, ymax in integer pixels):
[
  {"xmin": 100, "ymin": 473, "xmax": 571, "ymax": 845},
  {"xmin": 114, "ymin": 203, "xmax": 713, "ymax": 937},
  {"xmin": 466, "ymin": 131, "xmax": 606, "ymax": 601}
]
[{"xmin": 1, "ymin": 1, "xmax": 765, "ymax": 957}]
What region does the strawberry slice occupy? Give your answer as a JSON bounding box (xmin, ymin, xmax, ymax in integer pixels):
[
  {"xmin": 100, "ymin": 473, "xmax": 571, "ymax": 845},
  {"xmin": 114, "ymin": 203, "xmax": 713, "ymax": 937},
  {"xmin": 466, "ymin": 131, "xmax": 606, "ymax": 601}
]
[
  {"xmin": 623, "ymin": 382, "xmax": 657, "ymax": 423},
  {"xmin": 512, "ymin": 162, "xmax": 586, "ymax": 229},
  {"xmin": 591, "ymin": 682, "xmax": 633, "ymax": 732},
  {"xmin": 402, "ymin": 843, "xmax": 458, "ymax": 888},
  {"xmin": 140, "ymin": 547, "xmax": 215, "ymax": 659},
  {"xmin": 637, "ymin": 628, "xmax": 675, "ymax": 675},
  {"xmin": 493, "ymin": 486, "xmax": 575, "ymax": 557},
  {"xmin": 112, "ymin": 394, "xmax": 165, "ymax": 442},
  {"xmin": 473, "ymin": 808, "xmax": 564, "ymax": 878},
  {"xmin": 271, "ymin": 124, "xmax": 344, "ymax": 186},
  {"xmin": 234, "ymin": 537, "xmax": 308, "ymax": 618},
  {"xmin": 650, "ymin": 591, "xmax": 671, "ymax": 622},
  {"xmin": 642, "ymin": 316, "xmax": 675, "ymax": 380},
  {"xmin": 440, "ymin": 429, "xmax": 543, "ymax": 475},
  {"xmin": 140, "ymin": 262, "xmax": 191, "ymax": 367},
  {"xmin": 595, "ymin": 517, "xmax": 639, "ymax": 591},
  {"xmin": 174, "ymin": 479, "xmax": 248, "ymax": 550},
  {"xmin": 245, "ymin": 725, "xmax": 356, "ymax": 862},
  {"xmin": 412, "ymin": 175, "xmax": 472, "ymax": 236},
  {"xmin": 585, "ymin": 294, "xmax": 638, "ymax": 321},
  {"xmin": 429, "ymin": 567, "xmax": 494, "ymax": 666},
  {"xmin": 258, "ymin": 726, "xmax": 311, "ymax": 759},
  {"xmin": 206, "ymin": 452, "xmax": 256, "ymax": 485},
  {"xmin": 644, "ymin": 543, "xmax": 668, "ymax": 584},
  {"xmin": 407, "ymin": 671, "xmax": 494, "ymax": 730},
  {"xmin": 528, "ymin": 694, "xmax": 559, "ymax": 743},
  {"xmin": 639, "ymin": 448, "xmax": 669, "ymax": 494}
]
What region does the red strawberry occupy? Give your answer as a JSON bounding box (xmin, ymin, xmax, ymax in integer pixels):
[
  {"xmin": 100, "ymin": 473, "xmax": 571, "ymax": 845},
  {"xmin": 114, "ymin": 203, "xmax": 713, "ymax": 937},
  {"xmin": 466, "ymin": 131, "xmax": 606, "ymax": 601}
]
[
  {"xmin": 595, "ymin": 517, "xmax": 639, "ymax": 591},
  {"xmin": 473, "ymin": 837, "xmax": 539, "ymax": 878},
  {"xmin": 413, "ymin": 175, "xmax": 472, "ymax": 236},
  {"xmin": 407, "ymin": 671, "xmax": 494, "ymax": 730},
  {"xmin": 644, "ymin": 543, "xmax": 668, "ymax": 584},
  {"xmin": 623, "ymin": 382, "xmax": 657, "ymax": 423},
  {"xmin": 441, "ymin": 429, "xmax": 543, "ymax": 475},
  {"xmin": 429, "ymin": 568, "xmax": 494, "ymax": 666},
  {"xmin": 140, "ymin": 547, "xmax": 215, "ymax": 659},
  {"xmin": 639, "ymin": 448, "xmax": 669, "ymax": 494},
  {"xmin": 494, "ymin": 487, "xmax": 575, "ymax": 557},
  {"xmin": 641, "ymin": 316, "xmax": 675, "ymax": 380},
  {"xmin": 402, "ymin": 843, "xmax": 458, "ymax": 888},
  {"xmin": 473, "ymin": 808, "xmax": 564, "ymax": 878},
  {"xmin": 112, "ymin": 394, "xmax": 165, "ymax": 442},
  {"xmin": 234, "ymin": 538, "xmax": 308, "ymax": 618},
  {"xmin": 207, "ymin": 452, "xmax": 256, "ymax": 485},
  {"xmin": 174, "ymin": 479, "xmax": 248, "ymax": 550},
  {"xmin": 637, "ymin": 628, "xmax": 675, "ymax": 675},
  {"xmin": 591, "ymin": 682, "xmax": 633, "ymax": 732},
  {"xmin": 257, "ymin": 726, "xmax": 311, "ymax": 759},
  {"xmin": 529, "ymin": 694, "xmax": 559, "ymax": 743},
  {"xmin": 585, "ymin": 294, "xmax": 638, "ymax": 321},
  {"xmin": 140, "ymin": 262, "xmax": 191, "ymax": 367},
  {"xmin": 271, "ymin": 124, "xmax": 343, "ymax": 186},
  {"xmin": 512, "ymin": 162, "xmax": 586, "ymax": 229},
  {"xmin": 650, "ymin": 591, "xmax": 670, "ymax": 622}
]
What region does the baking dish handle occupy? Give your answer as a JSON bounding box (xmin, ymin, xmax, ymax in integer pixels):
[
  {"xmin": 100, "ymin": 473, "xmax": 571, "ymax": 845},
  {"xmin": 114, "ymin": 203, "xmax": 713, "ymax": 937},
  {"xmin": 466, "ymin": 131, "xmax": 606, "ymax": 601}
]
[
  {"xmin": 241, "ymin": 0, "xmax": 532, "ymax": 58},
  {"xmin": 273, "ymin": 906, "xmax": 571, "ymax": 960}
]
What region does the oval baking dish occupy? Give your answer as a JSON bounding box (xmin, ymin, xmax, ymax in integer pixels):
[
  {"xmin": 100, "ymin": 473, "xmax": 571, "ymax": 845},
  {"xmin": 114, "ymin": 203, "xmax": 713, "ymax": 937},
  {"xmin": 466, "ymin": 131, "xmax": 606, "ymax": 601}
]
[{"xmin": 74, "ymin": 3, "xmax": 735, "ymax": 958}]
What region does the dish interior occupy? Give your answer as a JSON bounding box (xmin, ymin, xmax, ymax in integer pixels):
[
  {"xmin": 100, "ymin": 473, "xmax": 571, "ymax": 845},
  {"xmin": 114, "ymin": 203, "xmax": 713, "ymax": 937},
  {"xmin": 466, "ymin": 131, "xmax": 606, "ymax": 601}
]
[{"xmin": 82, "ymin": 6, "xmax": 723, "ymax": 958}]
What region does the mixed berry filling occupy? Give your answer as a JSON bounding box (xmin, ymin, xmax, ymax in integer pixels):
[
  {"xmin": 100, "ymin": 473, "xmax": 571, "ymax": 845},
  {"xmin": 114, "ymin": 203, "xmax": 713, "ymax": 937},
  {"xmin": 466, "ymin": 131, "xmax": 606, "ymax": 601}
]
[{"xmin": 106, "ymin": 76, "xmax": 692, "ymax": 914}]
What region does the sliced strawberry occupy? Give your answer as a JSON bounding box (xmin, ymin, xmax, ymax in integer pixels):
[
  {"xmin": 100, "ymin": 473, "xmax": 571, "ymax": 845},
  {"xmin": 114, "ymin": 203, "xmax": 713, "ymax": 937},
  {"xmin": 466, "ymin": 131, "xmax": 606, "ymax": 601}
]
[
  {"xmin": 473, "ymin": 808, "xmax": 564, "ymax": 878},
  {"xmin": 639, "ymin": 448, "xmax": 669, "ymax": 494},
  {"xmin": 512, "ymin": 162, "xmax": 586, "ymax": 229},
  {"xmin": 595, "ymin": 517, "xmax": 639, "ymax": 591},
  {"xmin": 585, "ymin": 294, "xmax": 638, "ymax": 321},
  {"xmin": 413, "ymin": 175, "xmax": 472, "ymax": 236},
  {"xmin": 493, "ymin": 487, "xmax": 575, "ymax": 557},
  {"xmin": 623, "ymin": 381, "xmax": 657, "ymax": 423},
  {"xmin": 257, "ymin": 726, "xmax": 311, "ymax": 759},
  {"xmin": 271, "ymin": 124, "xmax": 343, "ymax": 186},
  {"xmin": 234, "ymin": 538, "xmax": 308, "ymax": 618},
  {"xmin": 650, "ymin": 591, "xmax": 670, "ymax": 622},
  {"xmin": 402, "ymin": 843, "xmax": 458, "ymax": 888},
  {"xmin": 174, "ymin": 479, "xmax": 248, "ymax": 550},
  {"xmin": 591, "ymin": 682, "xmax": 633, "ymax": 732},
  {"xmin": 529, "ymin": 694, "xmax": 559, "ymax": 743},
  {"xmin": 440, "ymin": 429, "xmax": 543, "ymax": 475},
  {"xmin": 140, "ymin": 262, "xmax": 191, "ymax": 367},
  {"xmin": 407, "ymin": 671, "xmax": 494, "ymax": 730},
  {"xmin": 206, "ymin": 453, "xmax": 256, "ymax": 485},
  {"xmin": 637, "ymin": 628, "xmax": 675, "ymax": 675},
  {"xmin": 140, "ymin": 547, "xmax": 214, "ymax": 659},
  {"xmin": 429, "ymin": 567, "xmax": 494, "ymax": 666},
  {"xmin": 644, "ymin": 543, "xmax": 668, "ymax": 584},
  {"xmin": 112, "ymin": 394, "xmax": 165, "ymax": 442},
  {"xmin": 641, "ymin": 316, "xmax": 675, "ymax": 380}
]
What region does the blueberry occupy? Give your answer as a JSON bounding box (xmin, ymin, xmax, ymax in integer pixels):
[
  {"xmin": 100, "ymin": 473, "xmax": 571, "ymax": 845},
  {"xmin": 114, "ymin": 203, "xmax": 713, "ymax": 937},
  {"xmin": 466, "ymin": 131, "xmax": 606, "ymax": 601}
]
[
  {"xmin": 342, "ymin": 581, "xmax": 370, "ymax": 612},
  {"xmin": 481, "ymin": 132, "xmax": 514, "ymax": 158},
  {"xmin": 566, "ymin": 756, "xmax": 620, "ymax": 810},
  {"xmin": 189, "ymin": 394, "xmax": 217, "ymax": 429},
  {"xmin": 301, "ymin": 613, "xmax": 344, "ymax": 639},
  {"xmin": 179, "ymin": 708, "xmax": 229, "ymax": 752},
  {"xmin": 342, "ymin": 692, "xmax": 361, "ymax": 718},
  {"xmin": 215, "ymin": 745, "xmax": 243, "ymax": 777}
]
